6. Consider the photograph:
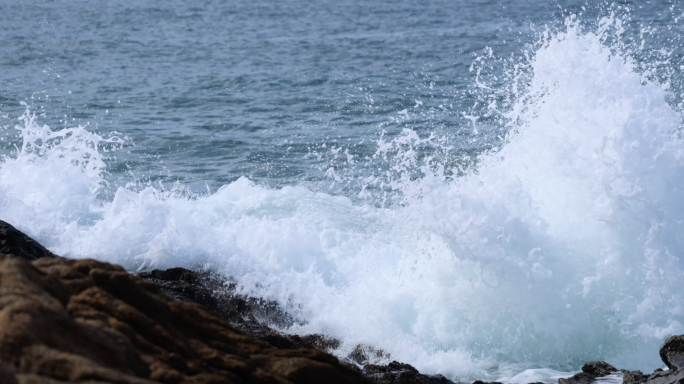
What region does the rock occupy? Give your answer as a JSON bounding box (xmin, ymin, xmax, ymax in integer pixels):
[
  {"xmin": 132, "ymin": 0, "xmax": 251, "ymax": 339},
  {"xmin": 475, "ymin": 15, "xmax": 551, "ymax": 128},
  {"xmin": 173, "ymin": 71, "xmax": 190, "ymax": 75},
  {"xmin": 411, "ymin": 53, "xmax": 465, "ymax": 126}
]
[
  {"xmin": 255, "ymin": 333, "xmax": 341, "ymax": 352},
  {"xmin": 0, "ymin": 362, "xmax": 18, "ymax": 384},
  {"xmin": 299, "ymin": 334, "xmax": 342, "ymax": 352},
  {"xmin": 0, "ymin": 220, "xmax": 55, "ymax": 260},
  {"xmin": 364, "ymin": 361, "xmax": 419, "ymax": 375},
  {"xmin": 137, "ymin": 267, "xmax": 458, "ymax": 383},
  {"xmin": 363, "ymin": 361, "xmax": 455, "ymax": 383},
  {"xmin": 558, "ymin": 361, "xmax": 618, "ymax": 384},
  {"xmin": 558, "ymin": 372, "xmax": 595, "ymax": 384},
  {"xmin": 622, "ymin": 370, "xmax": 649, "ymax": 384},
  {"xmin": 137, "ymin": 267, "xmax": 296, "ymax": 332},
  {"xmin": 136, "ymin": 267, "xmax": 345, "ymax": 353},
  {"xmin": 0, "ymin": 254, "xmax": 371, "ymax": 384},
  {"xmin": 0, "ymin": 221, "xmax": 446, "ymax": 383},
  {"xmin": 660, "ymin": 335, "xmax": 684, "ymax": 371},
  {"xmin": 642, "ymin": 369, "xmax": 684, "ymax": 384},
  {"xmin": 582, "ymin": 361, "xmax": 617, "ymax": 377},
  {"xmin": 348, "ymin": 344, "xmax": 392, "ymax": 365},
  {"xmin": 257, "ymin": 333, "xmax": 318, "ymax": 350}
]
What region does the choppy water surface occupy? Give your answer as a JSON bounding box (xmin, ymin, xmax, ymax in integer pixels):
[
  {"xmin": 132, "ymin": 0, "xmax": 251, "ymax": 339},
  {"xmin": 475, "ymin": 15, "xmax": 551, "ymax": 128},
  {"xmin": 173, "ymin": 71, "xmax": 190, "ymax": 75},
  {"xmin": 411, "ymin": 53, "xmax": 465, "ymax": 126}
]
[{"xmin": 1, "ymin": 0, "xmax": 684, "ymax": 382}]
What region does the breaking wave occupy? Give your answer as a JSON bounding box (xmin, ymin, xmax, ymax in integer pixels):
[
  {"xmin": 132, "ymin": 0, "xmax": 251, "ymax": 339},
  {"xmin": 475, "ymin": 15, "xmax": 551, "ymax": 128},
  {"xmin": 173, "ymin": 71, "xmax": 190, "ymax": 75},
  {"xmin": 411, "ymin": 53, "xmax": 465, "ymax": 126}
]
[{"xmin": 1, "ymin": 13, "xmax": 683, "ymax": 382}]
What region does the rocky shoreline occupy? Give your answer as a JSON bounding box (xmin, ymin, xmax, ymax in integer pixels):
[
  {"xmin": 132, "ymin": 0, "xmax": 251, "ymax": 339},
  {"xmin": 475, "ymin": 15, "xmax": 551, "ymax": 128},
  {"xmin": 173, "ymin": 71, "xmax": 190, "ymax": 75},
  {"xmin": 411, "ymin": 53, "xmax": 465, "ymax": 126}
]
[
  {"xmin": 135, "ymin": 266, "xmax": 452, "ymax": 384},
  {"xmin": 1, "ymin": 219, "xmax": 683, "ymax": 384}
]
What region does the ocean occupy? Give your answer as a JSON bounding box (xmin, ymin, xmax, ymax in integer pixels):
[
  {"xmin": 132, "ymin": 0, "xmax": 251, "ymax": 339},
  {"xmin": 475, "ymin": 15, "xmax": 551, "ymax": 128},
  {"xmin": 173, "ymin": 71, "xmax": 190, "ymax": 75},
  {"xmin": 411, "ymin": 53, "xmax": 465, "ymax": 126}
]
[{"xmin": 1, "ymin": 0, "xmax": 683, "ymax": 382}]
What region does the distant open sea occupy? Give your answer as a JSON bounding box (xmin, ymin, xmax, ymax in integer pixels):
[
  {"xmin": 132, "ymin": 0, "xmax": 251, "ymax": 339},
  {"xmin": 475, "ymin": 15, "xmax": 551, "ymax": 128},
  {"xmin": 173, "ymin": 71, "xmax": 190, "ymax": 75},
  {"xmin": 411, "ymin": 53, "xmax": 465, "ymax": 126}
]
[{"xmin": 2, "ymin": 0, "xmax": 684, "ymax": 381}]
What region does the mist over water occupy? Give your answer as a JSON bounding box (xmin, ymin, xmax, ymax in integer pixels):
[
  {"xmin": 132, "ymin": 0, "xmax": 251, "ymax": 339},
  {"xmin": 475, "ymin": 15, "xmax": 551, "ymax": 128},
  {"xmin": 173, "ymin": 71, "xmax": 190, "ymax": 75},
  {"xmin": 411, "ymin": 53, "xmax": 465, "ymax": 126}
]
[{"xmin": 2, "ymin": 1, "xmax": 684, "ymax": 382}]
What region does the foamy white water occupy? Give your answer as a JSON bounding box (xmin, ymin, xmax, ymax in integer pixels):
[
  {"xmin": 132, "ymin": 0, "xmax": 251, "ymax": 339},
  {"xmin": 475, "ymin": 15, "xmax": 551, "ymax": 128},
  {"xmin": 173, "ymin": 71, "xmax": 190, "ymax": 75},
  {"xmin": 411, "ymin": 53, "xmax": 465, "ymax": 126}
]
[{"xmin": 1, "ymin": 15, "xmax": 683, "ymax": 382}]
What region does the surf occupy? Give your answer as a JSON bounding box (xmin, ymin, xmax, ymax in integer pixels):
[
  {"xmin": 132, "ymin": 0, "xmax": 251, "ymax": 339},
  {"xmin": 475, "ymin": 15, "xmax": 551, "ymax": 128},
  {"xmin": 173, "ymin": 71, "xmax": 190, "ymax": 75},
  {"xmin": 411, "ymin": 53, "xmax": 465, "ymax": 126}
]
[{"xmin": 1, "ymin": 11, "xmax": 683, "ymax": 383}]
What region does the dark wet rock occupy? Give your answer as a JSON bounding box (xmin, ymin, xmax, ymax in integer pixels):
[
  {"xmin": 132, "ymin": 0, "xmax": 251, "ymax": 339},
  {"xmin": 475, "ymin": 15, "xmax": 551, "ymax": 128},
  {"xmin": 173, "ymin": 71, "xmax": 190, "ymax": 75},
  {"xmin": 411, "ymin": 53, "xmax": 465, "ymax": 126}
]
[
  {"xmin": 660, "ymin": 334, "xmax": 684, "ymax": 371},
  {"xmin": 622, "ymin": 370, "xmax": 649, "ymax": 384},
  {"xmin": 559, "ymin": 372, "xmax": 596, "ymax": 384},
  {"xmin": 136, "ymin": 267, "xmax": 460, "ymax": 383},
  {"xmin": 471, "ymin": 381, "xmax": 502, "ymax": 384},
  {"xmin": 137, "ymin": 267, "xmax": 350, "ymax": 356},
  {"xmin": 301, "ymin": 333, "xmax": 342, "ymax": 352},
  {"xmin": 256, "ymin": 333, "xmax": 318, "ymax": 350},
  {"xmin": 138, "ymin": 266, "xmax": 457, "ymax": 383},
  {"xmin": 364, "ymin": 361, "xmax": 419, "ymax": 375},
  {"xmin": 0, "ymin": 219, "xmax": 56, "ymax": 260},
  {"xmin": 348, "ymin": 344, "xmax": 392, "ymax": 365},
  {"xmin": 642, "ymin": 368, "xmax": 684, "ymax": 384},
  {"xmin": 0, "ymin": 253, "xmax": 371, "ymax": 384},
  {"xmin": 256, "ymin": 333, "xmax": 341, "ymax": 352},
  {"xmin": 137, "ymin": 267, "xmax": 296, "ymax": 332},
  {"xmin": 582, "ymin": 361, "xmax": 618, "ymax": 377},
  {"xmin": 582, "ymin": 361, "xmax": 617, "ymax": 377},
  {"xmin": 0, "ymin": 362, "xmax": 18, "ymax": 384},
  {"xmin": 558, "ymin": 361, "xmax": 618, "ymax": 384},
  {"xmin": 363, "ymin": 361, "xmax": 454, "ymax": 383}
]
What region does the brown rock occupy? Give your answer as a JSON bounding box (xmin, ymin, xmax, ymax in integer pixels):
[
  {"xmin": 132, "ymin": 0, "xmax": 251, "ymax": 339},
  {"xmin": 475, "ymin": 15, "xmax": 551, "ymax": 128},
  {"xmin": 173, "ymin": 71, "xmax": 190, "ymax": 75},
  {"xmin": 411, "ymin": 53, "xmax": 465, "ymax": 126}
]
[{"xmin": 0, "ymin": 254, "xmax": 371, "ymax": 384}]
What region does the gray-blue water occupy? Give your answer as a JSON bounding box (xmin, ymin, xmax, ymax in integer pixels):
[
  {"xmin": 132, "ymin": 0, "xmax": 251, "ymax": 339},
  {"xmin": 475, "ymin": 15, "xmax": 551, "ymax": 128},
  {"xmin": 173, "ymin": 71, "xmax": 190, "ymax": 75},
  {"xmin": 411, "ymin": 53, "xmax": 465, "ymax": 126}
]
[
  {"xmin": 1, "ymin": 0, "xmax": 675, "ymax": 196},
  {"xmin": 1, "ymin": 0, "xmax": 684, "ymax": 381}
]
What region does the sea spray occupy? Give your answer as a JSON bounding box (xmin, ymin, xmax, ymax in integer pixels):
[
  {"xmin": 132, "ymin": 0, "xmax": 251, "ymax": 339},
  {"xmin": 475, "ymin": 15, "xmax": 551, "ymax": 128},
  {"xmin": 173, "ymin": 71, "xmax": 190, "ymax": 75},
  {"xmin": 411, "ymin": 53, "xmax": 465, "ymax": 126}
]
[
  {"xmin": 0, "ymin": 106, "xmax": 123, "ymax": 237},
  {"xmin": 1, "ymin": 12, "xmax": 684, "ymax": 383}
]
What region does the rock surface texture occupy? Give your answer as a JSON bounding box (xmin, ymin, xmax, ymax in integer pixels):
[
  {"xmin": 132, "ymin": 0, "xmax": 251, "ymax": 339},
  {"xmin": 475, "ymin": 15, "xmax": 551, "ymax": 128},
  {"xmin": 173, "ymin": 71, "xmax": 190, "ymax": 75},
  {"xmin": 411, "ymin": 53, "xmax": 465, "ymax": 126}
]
[
  {"xmin": 661, "ymin": 335, "xmax": 684, "ymax": 371},
  {"xmin": 138, "ymin": 269, "xmax": 298, "ymax": 338},
  {"xmin": 558, "ymin": 361, "xmax": 617, "ymax": 384},
  {"xmin": 621, "ymin": 370, "xmax": 650, "ymax": 384},
  {"xmin": 0, "ymin": 220, "xmax": 56, "ymax": 260},
  {"xmin": 136, "ymin": 268, "xmax": 344, "ymax": 353},
  {"xmin": 0, "ymin": 254, "xmax": 371, "ymax": 384},
  {"xmin": 136, "ymin": 268, "xmax": 458, "ymax": 384},
  {"xmin": 639, "ymin": 369, "xmax": 684, "ymax": 384},
  {"xmin": 363, "ymin": 361, "xmax": 453, "ymax": 384},
  {"xmin": 581, "ymin": 361, "xmax": 618, "ymax": 377}
]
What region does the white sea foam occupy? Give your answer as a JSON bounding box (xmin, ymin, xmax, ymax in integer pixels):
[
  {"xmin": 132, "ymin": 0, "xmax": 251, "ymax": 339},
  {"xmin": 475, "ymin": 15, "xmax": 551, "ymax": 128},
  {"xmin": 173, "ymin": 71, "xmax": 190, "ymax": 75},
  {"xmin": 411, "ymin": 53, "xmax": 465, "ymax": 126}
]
[
  {"xmin": 1, "ymin": 15, "xmax": 683, "ymax": 382},
  {"xmin": 499, "ymin": 368, "xmax": 580, "ymax": 384}
]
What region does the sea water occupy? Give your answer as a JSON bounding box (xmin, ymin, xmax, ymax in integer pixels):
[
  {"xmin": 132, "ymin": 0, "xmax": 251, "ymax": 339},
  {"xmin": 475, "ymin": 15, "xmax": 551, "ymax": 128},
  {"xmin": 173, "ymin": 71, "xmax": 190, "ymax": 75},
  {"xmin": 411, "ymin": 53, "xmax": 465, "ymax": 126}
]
[{"xmin": 1, "ymin": 1, "xmax": 683, "ymax": 382}]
